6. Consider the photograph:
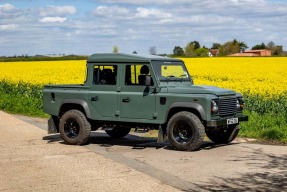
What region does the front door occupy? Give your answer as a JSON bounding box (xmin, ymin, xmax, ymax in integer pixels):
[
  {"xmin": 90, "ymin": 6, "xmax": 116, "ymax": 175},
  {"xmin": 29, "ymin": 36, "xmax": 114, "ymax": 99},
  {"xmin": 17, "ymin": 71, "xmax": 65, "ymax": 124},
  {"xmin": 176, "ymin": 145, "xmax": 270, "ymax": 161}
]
[{"xmin": 120, "ymin": 64, "xmax": 156, "ymax": 120}]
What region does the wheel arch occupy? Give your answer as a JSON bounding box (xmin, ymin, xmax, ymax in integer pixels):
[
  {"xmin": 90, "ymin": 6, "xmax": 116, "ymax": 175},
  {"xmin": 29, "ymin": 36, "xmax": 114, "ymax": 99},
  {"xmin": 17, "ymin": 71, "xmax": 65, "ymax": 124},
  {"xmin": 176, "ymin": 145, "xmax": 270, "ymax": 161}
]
[
  {"xmin": 59, "ymin": 99, "xmax": 91, "ymax": 119},
  {"xmin": 165, "ymin": 102, "xmax": 206, "ymax": 124}
]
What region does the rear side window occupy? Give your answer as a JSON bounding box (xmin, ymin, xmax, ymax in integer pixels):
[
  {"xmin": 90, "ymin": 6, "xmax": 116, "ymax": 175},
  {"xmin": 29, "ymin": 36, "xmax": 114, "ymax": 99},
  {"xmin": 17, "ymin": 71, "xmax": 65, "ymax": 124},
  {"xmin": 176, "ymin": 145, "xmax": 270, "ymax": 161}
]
[{"xmin": 93, "ymin": 65, "xmax": 117, "ymax": 85}]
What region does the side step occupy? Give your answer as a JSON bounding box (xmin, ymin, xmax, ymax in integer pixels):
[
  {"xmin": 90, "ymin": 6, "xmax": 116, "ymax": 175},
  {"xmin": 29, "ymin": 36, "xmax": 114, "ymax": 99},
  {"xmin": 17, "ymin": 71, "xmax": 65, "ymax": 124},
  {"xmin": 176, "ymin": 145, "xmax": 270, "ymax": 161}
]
[{"xmin": 134, "ymin": 128, "xmax": 149, "ymax": 133}]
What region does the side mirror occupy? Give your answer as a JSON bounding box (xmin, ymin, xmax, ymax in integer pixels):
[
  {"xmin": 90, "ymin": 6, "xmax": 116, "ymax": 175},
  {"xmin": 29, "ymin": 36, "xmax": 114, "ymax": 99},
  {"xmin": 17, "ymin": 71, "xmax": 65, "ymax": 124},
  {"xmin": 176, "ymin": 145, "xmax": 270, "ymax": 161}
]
[{"xmin": 145, "ymin": 76, "xmax": 152, "ymax": 86}]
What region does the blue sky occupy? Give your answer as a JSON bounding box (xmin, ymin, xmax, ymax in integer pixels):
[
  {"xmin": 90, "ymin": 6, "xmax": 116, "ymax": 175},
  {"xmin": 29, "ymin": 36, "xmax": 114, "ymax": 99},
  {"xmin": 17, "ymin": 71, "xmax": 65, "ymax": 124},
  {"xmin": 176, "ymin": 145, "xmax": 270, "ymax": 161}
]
[{"xmin": 0, "ymin": 0, "xmax": 286, "ymax": 56}]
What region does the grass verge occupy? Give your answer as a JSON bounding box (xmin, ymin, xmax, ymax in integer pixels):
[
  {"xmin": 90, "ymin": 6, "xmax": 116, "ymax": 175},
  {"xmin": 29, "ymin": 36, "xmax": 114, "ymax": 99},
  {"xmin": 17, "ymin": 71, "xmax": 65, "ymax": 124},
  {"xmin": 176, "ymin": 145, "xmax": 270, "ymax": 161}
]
[
  {"xmin": 0, "ymin": 81, "xmax": 48, "ymax": 118},
  {"xmin": 240, "ymin": 111, "xmax": 287, "ymax": 143}
]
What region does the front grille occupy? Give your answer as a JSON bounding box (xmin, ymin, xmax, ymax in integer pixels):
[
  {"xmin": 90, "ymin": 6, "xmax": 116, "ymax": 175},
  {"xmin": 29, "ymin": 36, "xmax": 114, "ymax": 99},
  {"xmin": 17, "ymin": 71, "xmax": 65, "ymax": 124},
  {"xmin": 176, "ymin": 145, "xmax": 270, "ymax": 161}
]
[{"xmin": 218, "ymin": 96, "xmax": 237, "ymax": 116}]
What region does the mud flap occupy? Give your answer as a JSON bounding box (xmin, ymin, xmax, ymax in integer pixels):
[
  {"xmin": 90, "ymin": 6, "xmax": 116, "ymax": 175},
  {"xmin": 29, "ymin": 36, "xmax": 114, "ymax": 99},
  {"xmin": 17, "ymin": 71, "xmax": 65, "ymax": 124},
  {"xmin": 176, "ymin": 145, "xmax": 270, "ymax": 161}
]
[
  {"xmin": 48, "ymin": 116, "xmax": 59, "ymax": 134},
  {"xmin": 228, "ymin": 125, "xmax": 240, "ymax": 142},
  {"xmin": 157, "ymin": 125, "xmax": 167, "ymax": 143}
]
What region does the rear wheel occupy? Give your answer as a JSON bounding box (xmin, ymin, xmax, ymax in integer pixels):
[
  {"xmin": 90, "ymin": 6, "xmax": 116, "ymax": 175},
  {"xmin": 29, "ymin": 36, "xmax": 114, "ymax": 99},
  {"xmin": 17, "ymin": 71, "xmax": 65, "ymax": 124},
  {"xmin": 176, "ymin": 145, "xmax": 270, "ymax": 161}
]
[
  {"xmin": 206, "ymin": 124, "xmax": 240, "ymax": 144},
  {"xmin": 167, "ymin": 111, "xmax": 205, "ymax": 151},
  {"xmin": 59, "ymin": 110, "xmax": 91, "ymax": 145},
  {"xmin": 105, "ymin": 127, "xmax": 131, "ymax": 139}
]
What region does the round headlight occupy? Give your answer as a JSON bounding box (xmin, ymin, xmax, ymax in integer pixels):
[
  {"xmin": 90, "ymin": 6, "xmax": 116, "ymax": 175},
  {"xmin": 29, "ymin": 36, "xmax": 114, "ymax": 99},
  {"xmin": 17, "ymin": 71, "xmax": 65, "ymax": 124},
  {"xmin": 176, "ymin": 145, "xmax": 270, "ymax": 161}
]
[
  {"xmin": 237, "ymin": 98, "xmax": 244, "ymax": 111},
  {"xmin": 211, "ymin": 100, "xmax": 218, "ymax": 113},
  {"xmin": 236, "ymin": 99, "xmax": 240, "ymax": 110}
]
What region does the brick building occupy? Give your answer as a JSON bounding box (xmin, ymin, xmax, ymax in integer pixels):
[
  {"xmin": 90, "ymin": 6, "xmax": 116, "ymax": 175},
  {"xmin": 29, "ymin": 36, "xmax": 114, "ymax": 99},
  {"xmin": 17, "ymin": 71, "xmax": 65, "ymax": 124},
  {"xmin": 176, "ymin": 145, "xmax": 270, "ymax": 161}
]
[{"xmin": 229, "ymin": 49, "xmax": 271, "ymax": 57}]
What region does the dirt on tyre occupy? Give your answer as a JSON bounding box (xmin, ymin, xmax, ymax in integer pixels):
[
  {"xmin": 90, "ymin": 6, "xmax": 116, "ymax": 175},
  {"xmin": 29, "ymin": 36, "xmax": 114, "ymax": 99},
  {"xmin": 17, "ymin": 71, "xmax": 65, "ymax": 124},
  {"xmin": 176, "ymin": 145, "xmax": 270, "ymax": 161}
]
[
  {"xmin": 59, "ymin": 110, "xmax": 91, "ymax": 145},
  {"xmin": 105, "ymin": 127, "xmax": 131, "ymax": 139},
  {"xmin": 167, "ymin": 111, "xmax": 205, "ymax": 151},
  {"xmin": 206, "ymin": 124, "xmax": 240, "ymax": 144}
]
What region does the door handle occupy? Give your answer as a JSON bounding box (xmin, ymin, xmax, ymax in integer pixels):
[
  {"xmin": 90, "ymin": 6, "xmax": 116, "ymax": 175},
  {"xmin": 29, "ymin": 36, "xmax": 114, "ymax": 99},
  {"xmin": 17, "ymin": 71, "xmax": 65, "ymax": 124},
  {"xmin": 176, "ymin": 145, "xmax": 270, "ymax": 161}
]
[
  {"xmin": 91, "ymin": 96, "xmax": 99, "ymax": 101},
  {"xmin": 122, "ymin": 97, "xmax": 130, "ymax": 102}
]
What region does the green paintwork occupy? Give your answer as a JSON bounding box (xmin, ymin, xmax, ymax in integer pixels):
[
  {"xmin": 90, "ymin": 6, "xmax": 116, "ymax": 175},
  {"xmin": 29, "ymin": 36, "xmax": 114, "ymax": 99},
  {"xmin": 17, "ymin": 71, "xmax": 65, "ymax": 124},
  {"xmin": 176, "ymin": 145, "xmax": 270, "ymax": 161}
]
[{"xmin": 43, "ymin": 53, "xmax": 248, "ymax": 127}]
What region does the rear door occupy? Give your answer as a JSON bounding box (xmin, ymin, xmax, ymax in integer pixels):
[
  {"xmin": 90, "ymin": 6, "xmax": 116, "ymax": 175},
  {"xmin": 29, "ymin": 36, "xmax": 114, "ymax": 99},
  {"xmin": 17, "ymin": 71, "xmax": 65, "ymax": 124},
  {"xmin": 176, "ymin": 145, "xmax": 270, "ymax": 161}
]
[{"xmin": 87, "ymin": 64, "xmax": 119, "ymax": 118}]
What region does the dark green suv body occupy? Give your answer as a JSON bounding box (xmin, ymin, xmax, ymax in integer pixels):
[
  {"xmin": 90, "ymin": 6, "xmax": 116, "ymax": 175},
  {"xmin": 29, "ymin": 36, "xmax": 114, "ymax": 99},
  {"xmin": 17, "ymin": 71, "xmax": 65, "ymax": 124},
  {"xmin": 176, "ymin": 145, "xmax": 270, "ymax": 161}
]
[{"xmin": 43, "ymin": 53, "xmax": 248, "ymax": 151}]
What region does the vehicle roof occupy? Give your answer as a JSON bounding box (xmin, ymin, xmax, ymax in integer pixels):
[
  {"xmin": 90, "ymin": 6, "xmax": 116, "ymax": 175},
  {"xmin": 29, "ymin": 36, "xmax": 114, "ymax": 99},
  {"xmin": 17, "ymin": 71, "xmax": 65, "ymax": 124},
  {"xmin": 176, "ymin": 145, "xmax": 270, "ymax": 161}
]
[{"xmin": 87, "ymin": 53, "xmax": 182, "ymax": 64}]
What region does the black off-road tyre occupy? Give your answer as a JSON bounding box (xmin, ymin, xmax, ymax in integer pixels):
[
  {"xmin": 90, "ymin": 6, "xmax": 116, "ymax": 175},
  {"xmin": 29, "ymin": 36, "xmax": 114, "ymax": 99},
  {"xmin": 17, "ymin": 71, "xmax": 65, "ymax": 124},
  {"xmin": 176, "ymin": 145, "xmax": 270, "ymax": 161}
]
[
  {"xmin": 206, "ymin": 124, "xmax": 240, "ymax": 144},
  {"xmin": 59, "ymin": 110, "xmax": 91, "ymax": 145},
  {"xmin": 167, "ymin": 111, "xmax": 205, "ymax": 151},
  {"xmin": 105, "ymin": 127, "xmax": 131, "ymax": 139}
]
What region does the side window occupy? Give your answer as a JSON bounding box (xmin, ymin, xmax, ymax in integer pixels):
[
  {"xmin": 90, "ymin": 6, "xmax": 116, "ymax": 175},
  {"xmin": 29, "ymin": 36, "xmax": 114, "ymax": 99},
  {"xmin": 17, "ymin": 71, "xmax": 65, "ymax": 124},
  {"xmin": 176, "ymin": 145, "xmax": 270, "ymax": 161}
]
[
  {"xmin": 125, "ymin": 64, "xmax": 153, "ymax": 86},
  {"xmin": 93, "ymin": 65, "xmax": 117, "ymax": 85}
]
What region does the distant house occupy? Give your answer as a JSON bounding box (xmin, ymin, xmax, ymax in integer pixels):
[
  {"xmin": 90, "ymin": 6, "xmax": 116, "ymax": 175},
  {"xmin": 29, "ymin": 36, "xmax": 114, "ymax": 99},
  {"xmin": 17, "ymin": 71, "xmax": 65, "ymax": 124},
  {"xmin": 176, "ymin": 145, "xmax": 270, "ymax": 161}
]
[
  {"xmin": 209, "ymin": 49, "xmax": 219, "ymax": 57},
  {"xmin": 243, "ymin": 49, "xmax": 271, "ymax": 56},
  {"xmin": 229, "ymin": 49, "xmax": 271, "ymax": 57}
]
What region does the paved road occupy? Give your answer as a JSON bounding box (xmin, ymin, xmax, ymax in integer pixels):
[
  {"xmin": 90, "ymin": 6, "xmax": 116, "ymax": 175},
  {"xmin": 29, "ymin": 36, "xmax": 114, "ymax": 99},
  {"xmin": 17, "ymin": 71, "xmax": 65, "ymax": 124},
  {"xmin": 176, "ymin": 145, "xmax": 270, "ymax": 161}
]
[
  {"xmin": 3, "ymin": 112, "xmax": 287, "ymax": 191},
  {"xmin": 0, "ymin": 111, "xmax": 178, "ymax": 192}
]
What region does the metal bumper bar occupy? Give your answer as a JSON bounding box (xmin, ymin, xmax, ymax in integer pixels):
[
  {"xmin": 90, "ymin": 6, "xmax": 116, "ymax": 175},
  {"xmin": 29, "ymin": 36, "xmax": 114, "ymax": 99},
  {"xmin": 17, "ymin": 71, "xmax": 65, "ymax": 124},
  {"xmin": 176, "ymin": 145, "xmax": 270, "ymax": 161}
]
[{"xmin": 206, "ymin": 115, "xmax": 248, "ymax": 127}]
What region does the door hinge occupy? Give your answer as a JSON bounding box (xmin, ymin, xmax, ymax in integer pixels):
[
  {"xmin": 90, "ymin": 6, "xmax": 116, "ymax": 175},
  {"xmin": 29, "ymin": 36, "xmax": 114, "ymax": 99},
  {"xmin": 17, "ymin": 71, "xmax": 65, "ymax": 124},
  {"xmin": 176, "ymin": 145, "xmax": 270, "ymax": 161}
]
[{"xmin": 153, "ymin": 112, "xmax": 157, "ymax": 118}]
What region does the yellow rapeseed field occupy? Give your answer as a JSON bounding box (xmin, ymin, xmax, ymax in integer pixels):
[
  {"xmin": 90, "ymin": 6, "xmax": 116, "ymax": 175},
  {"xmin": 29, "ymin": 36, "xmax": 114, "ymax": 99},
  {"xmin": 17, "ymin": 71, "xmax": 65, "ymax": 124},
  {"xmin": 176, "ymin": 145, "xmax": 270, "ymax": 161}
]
[
  {"xmin": 0, "ymin": 57, "xmax": 287, "ymax": 96},
  {"xmin": 0, "ymin": 60, "xmax": 86, "ymax": 85},
  {"xmin": 182, "ymin": 57, "xmax": 287, "ymax": 96}
]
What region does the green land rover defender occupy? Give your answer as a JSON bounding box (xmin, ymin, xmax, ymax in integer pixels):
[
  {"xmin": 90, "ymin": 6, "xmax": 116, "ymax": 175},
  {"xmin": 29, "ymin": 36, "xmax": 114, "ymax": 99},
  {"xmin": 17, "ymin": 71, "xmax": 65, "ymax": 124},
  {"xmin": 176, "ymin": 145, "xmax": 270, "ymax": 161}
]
[{"xmin": 43, "ymin": 53, "xmax": 248, "ymax": 151}]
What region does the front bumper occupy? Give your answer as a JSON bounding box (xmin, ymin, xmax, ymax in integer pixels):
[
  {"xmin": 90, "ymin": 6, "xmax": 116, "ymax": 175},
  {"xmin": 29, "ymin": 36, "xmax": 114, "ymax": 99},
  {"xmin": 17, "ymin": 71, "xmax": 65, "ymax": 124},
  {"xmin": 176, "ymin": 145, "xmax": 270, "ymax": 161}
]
[{"xmin": 205, "ymin": 115, "xmax": 248, "ymax": 127}]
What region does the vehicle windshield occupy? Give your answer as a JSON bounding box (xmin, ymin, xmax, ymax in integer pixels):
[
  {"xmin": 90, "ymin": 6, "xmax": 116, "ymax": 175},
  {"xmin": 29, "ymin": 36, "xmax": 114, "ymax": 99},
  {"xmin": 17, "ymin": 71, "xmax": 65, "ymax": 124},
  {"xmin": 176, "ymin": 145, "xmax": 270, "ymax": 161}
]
[{"xmin": 151, "ymin": 61, "xmax": 193, "ymax": 85}]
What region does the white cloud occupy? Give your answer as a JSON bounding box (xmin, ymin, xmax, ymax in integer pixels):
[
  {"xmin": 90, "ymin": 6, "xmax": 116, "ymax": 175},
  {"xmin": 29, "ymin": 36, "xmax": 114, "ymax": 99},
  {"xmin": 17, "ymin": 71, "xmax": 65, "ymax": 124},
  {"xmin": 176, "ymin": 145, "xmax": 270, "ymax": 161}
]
[
  {"xmin": 135, "ymin": 7, "xmax": 172, "ymax": 19},
  {"xmin": 0, "ymin": 24, "xmax": 19, "ymax": 31},
  {"xmin": 39, "ymin": 5, "xmax": 76, "ymax": 17},
  {"xmin": 102, "ymin": 0, "xmax": 191, "ymax": 5},
  {"xmin": 39, "ymin": 17, "xmax": 67, "ymax": 23},
  {"xmin": 0, "ymin": 3, "xmax": 15, "ymax": 11},
  {"xmin": 1, "ymin": 0, "xmax": 287, "ymax": 56},
  {"xmin": 93, "ymin": 6, "xmax": 130, "ymax": 18},
  {"xmin": 254, "ymin": 28, "xmax": 263, "ymax": 32}
]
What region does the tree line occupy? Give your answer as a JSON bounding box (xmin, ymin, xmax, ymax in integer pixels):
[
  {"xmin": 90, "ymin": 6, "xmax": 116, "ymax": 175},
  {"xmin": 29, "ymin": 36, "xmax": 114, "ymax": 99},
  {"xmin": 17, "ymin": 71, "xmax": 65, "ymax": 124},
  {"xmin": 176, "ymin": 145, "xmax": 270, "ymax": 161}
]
[{"xmin": 170, "ymin": 39, "xmax": 285, "ymax": 57}]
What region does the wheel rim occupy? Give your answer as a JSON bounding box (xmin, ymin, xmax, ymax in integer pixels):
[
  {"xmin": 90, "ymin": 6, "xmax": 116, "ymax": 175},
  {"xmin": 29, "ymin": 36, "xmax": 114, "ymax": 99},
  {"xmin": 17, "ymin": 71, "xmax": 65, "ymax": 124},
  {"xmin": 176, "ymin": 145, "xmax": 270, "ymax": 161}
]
[
  {"xmin": 64, "ymin": 118, "xmax": 80, "ymax": 138},
  {"xmin": 173, "ymin": 121, "xmax": 193, "ymax": 143}
]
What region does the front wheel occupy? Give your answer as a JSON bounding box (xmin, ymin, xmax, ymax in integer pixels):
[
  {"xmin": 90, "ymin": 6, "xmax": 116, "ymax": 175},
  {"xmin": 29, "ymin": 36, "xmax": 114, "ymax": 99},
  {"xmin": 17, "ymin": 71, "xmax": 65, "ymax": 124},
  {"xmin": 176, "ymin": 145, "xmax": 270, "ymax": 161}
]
[
  {"xmin": 167, "ymin": 111, "xmax": 205, "ymax": 151},
  {"xmin": 206, "ymin": 124, "xmax": 240, "ymax": 144},
  {"xmin": 59, "ymin": 110, "xmax": 91, "ymax": 145}
]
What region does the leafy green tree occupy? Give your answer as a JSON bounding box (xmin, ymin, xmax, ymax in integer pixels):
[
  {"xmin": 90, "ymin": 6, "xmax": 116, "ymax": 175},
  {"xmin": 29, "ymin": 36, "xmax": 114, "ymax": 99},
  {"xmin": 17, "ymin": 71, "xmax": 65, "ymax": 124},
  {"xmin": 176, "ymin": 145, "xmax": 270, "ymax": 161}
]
[
  {"xmin": 239, "ymin": 41, "xmax": 248, "ymax": 52},
  {"xmin": 173, "ymin": 46, "xmax": 185, "ymax": 56},
  {"xmin": 274, "ymin": 46, "xmax": 283, "ymax": 56},
  {"xmin": 218, "ymin": 39, "xmax": 247, "ymax": 55},
  {"xmin": 252, "ymin": 42, "xmax": 266, "ymax": 50},
  {"xmin": 192, "ymin": 41, "xmax": 201, "ymax": 50},
  {"xmin": 185, "ymin": 42, "xmax": 196, "ymax": 57},
  {"xmin": 195, "ymin": 48, "xmax": 209, "ymax": 57},
  {"xmin": 211, "ymin": 43, "xmax": 221, "ymax": 49},
  {"xmin": 219, "ymin": 40, "xmax": 240, "ymax": 56},
  {"xmin": 265, "ymin": 41, "xmax": 284, "ymax": 55}
]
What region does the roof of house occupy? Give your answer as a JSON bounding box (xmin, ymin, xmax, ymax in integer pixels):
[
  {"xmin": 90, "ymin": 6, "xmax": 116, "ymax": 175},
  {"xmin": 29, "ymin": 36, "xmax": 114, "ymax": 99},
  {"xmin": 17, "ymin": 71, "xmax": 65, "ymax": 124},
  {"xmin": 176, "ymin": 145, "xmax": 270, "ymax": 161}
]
[
  {"xmin": 244, "ymin": 49, "xmax": 271, "ymax": 53},
  {"xmin": 209, "ymin": 49, "xmax": 219, "ymax": 55},
  {"xmin": 228, "ymin": 53, "xmax": 258, "ymax": 57}
]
